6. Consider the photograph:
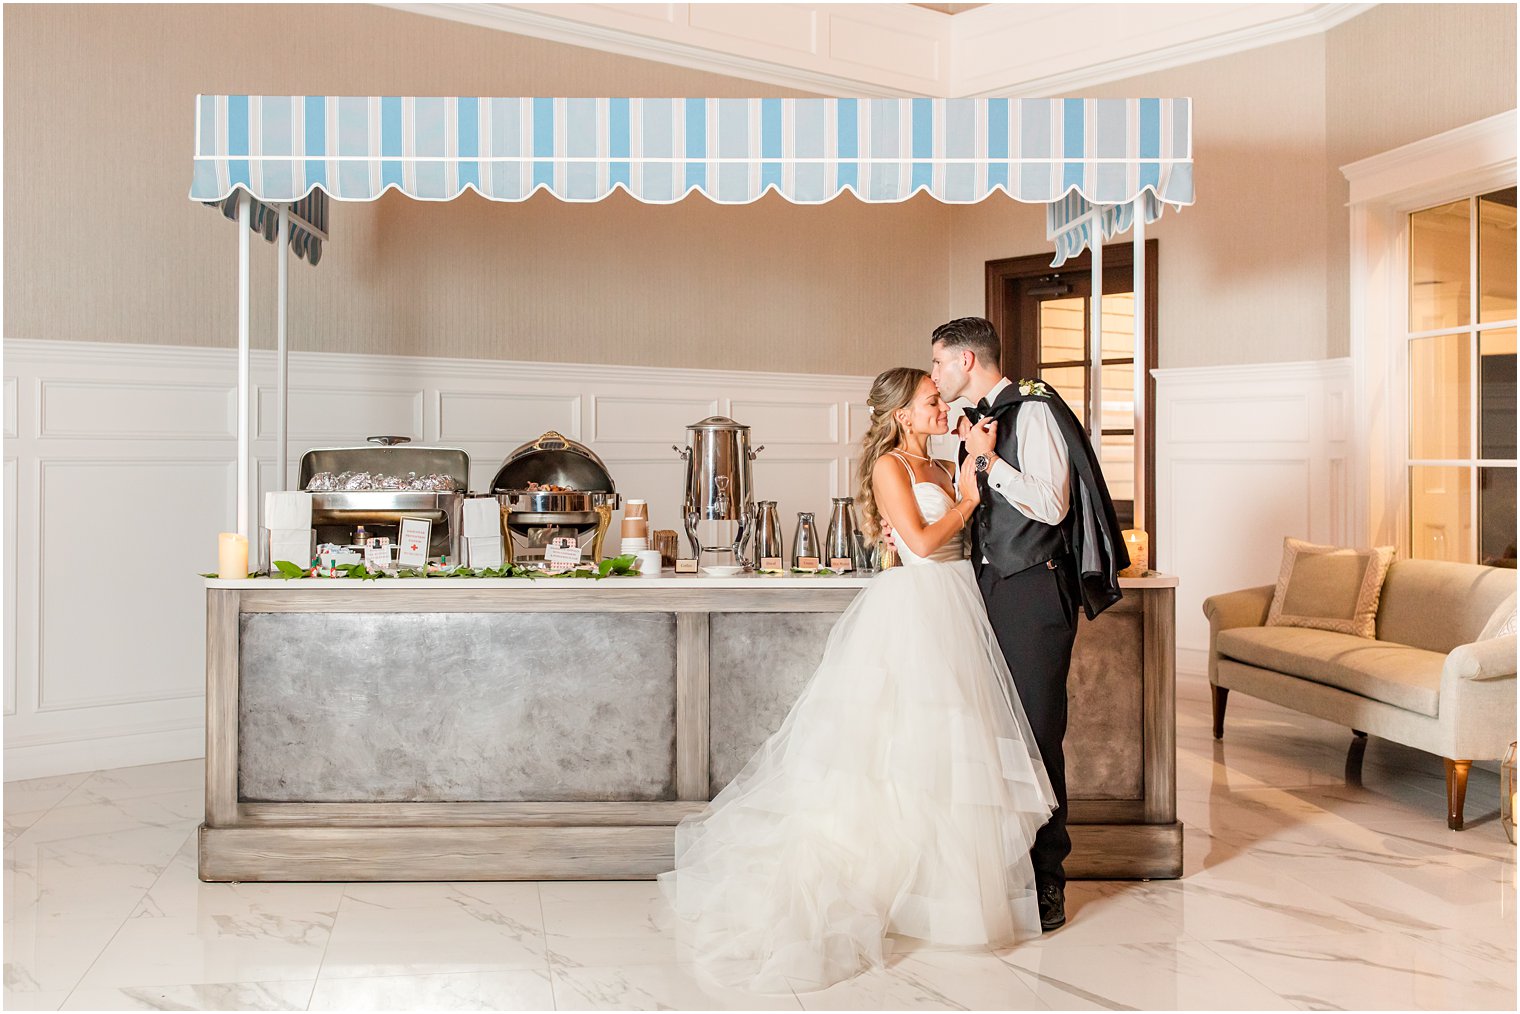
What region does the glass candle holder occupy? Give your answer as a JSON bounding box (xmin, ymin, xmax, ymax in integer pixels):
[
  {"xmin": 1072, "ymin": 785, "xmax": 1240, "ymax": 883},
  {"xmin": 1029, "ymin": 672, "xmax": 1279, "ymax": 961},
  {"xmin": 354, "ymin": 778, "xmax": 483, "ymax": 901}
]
[{"xmin": 1503, "ymin": 741, "xmax": 1516, "ymax": 846}]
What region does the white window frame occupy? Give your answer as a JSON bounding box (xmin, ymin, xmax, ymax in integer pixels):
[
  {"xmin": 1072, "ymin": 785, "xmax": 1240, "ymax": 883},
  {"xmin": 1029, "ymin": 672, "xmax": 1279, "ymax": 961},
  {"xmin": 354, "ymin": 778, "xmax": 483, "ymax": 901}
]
[{"xmin": 1342, "ymin": 110, "xmax": 1516, "ymax": 556}]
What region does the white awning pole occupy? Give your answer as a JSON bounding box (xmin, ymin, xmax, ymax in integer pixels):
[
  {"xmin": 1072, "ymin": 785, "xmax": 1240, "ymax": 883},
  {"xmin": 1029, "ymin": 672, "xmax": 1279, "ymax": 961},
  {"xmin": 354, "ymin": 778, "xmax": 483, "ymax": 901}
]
[
  {"xmin": 1132, "ymin": 213, "xmax": 1146, "ymax": 531},
  {"xmin": 236, "ymin": 191, "xmax": 251, "ymax": 538},
  {"xmin": 276, "ymin": 204, "xmax": 290, "ymax": 493},
  {"xmin": 1089, "ymin": 225, "xmax": 1104, "ymax": 448}
]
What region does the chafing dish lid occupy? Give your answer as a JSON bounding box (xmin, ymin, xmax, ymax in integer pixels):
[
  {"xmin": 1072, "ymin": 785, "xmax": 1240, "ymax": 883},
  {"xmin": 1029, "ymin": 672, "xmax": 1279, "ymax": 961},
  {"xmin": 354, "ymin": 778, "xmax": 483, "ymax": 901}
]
[
  {"xmin": 490, "ymin": 431, "xmax": 616, "ymax": 493},
  {"xmin": 299, "ymin": 438, "xmax": 469, "ymax": 490}
]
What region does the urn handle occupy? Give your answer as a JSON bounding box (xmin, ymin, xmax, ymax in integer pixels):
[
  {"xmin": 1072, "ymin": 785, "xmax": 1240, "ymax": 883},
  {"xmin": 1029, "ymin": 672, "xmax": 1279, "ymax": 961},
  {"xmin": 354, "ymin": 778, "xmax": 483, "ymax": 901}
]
[
  {"xmin": 672, "ymin": 444, "xmax": 691, "ymax": 461},
  {"xmin": 748, "ymin": 444, "xmax": 765, "ymax": 460}
]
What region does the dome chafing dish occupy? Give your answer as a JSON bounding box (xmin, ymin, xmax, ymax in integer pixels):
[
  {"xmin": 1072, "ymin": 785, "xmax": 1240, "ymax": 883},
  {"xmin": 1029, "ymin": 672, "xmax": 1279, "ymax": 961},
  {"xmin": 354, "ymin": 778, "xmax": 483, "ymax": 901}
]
[
  {"xmin": 299, "ymin": 437, "xmax": 468, "ymax": 559},
  {"xmin": 490, "ymin": 431, "xmax": 621, "ymax": 563}
]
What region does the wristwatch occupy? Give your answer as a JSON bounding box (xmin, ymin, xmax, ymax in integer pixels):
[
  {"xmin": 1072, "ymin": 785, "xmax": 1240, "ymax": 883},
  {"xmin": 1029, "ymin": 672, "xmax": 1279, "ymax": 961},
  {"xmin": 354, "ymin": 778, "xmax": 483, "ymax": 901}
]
[{"xmin": 973, "ymin": 454, "xmax": 991, "ymax": 475}]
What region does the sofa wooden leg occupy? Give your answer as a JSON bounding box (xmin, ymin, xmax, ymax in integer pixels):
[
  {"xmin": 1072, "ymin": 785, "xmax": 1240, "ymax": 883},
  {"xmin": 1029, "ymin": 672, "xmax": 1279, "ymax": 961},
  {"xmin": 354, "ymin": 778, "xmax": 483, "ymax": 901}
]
[
  {"xmin": 1211, "ymin": 686, "xmax": 1229, "ymax": 740},
  {"xmin": 1444, "ymin": 758, "xmax": 1472, "ymax": 831},
  {"xmin": 1346, "ymin": 731, "xmax": 1368, "ymax": 786}
]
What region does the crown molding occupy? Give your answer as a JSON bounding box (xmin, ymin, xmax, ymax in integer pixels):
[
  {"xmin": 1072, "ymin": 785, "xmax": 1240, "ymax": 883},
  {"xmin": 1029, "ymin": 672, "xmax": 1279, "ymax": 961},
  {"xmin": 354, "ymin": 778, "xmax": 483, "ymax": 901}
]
[
  {"xmin": 958, "ymin": 3, "xmax": 1376, "ymax": 98},
  {"xmin": 383, "ymin": 2, "xmax": 1378, "ymax": 99},
  {"xmin": 384, "ymin": 3, "xmax": 925, "ymax": 97}
]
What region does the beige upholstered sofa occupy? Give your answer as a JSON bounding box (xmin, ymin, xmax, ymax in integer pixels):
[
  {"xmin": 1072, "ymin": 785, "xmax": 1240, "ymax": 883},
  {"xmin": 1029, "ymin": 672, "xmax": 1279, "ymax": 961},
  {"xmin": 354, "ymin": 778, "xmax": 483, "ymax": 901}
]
[{"xmin": 1204, "ymin": 559, "xmax": 1516, "ymax": 829}]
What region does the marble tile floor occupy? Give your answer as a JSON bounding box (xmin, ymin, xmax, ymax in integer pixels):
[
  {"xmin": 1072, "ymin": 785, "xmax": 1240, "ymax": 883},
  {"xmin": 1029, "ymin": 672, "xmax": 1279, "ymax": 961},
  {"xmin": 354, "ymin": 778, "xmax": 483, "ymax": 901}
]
[{"xmin": 4, "ymin": 670, "xmax": 1514, "ymax": 1011}]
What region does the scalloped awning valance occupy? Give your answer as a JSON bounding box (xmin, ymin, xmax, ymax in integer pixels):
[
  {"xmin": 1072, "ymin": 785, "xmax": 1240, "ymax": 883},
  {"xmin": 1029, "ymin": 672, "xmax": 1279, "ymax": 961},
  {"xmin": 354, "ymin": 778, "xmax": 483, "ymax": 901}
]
[{"xmin": 191, "ymin": 95, "xmax": 1192, "ymax": 265}]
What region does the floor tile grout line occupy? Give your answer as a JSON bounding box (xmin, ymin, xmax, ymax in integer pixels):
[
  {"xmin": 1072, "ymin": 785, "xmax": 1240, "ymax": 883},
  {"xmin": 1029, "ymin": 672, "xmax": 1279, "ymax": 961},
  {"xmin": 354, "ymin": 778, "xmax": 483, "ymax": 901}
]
[
  {"xmin": 536, "ymin": 882, "xmax": 561, "ymax": 1011},
  {"xmin": 1183, "ymin": 931, "xmax": 1307, "ymax": 1011},
  {"xmin": 50, "ymin": 823, "xmax": 196, "ymax": 1008},
  {"xmin": 305, "ymin": 876, "xmax": 354, "ymax": 1009}
]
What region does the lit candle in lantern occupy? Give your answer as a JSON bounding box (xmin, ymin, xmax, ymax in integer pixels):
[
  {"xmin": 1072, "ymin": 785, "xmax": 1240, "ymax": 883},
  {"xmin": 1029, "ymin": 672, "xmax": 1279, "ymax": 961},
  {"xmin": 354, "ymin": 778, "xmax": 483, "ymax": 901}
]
[
  {"xmin": 218, "ymin": 532, "xmax": 249, "ymax": 580},
  {"xmin": 1121, "ymin": 529, "xmax": 1149, "ymax": 578}
]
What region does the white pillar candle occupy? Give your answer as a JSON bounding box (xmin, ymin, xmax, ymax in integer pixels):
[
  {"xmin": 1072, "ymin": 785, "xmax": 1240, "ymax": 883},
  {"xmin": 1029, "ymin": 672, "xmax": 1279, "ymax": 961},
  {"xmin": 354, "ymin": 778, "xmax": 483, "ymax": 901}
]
[
  {"xmin": 1121, "ymin": 529, "xmax": 1149, "ymax": 578},
  {"xmin": 218, "ymin": 532, "xmax": 249, "ymax": 580}
]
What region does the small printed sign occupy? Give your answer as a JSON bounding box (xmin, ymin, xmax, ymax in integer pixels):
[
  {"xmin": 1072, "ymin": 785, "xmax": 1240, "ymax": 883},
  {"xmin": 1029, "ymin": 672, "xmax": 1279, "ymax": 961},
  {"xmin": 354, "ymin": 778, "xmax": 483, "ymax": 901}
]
[
  {"xmin": 829, "ymin": 557, "xmax": 854, "ymax": 572},
  {"xmin": 364, "ymin": 543, "xmax": 394, "ymax": 572},
  {"xmin": 397, "ymin": 517, "xmax": 432, "ymax": 569},
  {"xmin": 545, "ymin": 536, "xmax": 584, "ymax": 572},
  {"xmin": 675, "ymin": 558, "xmax": 699, "ymax": 574},
  {"xmin": 796, "ymin": 556, "xmax": 820, "ymax": 572},
  {"xmin": 760, "ymin": 557, "xmax": 784, "ymax": 572}
]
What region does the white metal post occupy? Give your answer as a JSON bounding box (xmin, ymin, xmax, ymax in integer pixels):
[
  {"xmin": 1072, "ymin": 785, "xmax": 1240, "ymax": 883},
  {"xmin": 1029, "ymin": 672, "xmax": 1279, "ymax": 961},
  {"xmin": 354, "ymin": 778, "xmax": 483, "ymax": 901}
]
[
  {"xmin": 1132, "ymin": 213, "xmax": 1146, "ymax": 531},
  {"xmin": 1089, "ymin": 225, "xmax": 1104, "ymax": 447},
  {"xmin": 236, "ymin": 191, "xmax": 252, "ymax": 538},
  {"xmin": 276, "ymin": 204, "xmax": 290, "ymax": 493}
]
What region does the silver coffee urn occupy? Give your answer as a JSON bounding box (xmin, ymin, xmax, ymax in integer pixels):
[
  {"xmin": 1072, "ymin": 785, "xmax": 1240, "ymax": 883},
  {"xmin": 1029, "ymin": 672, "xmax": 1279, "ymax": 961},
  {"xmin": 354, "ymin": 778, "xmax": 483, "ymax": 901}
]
[{"xmin": 674, "ymin": 416, "xmax": 764, "ymax": 565}]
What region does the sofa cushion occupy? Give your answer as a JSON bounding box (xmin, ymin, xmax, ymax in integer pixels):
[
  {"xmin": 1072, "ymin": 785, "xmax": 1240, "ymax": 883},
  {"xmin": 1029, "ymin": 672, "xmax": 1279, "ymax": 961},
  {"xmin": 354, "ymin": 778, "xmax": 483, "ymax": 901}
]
[
  {"xmin": 1377, "ymin": 560, "xmax": 1518, "ymax": 654},
  {"xmin": 1479, "ymin": 591, "xmax": 1518, "ymax": 641},
  {"xmin": 1267, "ymin": 537, "xmax": 1394, "ymax": 639},
  {"xmin": 1215, "ymin": 626, "xmax": 1445, "ymax": 717}
]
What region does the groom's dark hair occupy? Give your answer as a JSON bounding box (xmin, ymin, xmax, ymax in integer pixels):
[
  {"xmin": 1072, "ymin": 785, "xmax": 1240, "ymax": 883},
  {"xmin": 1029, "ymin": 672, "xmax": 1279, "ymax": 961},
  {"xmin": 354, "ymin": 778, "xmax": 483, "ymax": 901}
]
[{"xmin": 931, "ymin": 317, "xmax": 1002, "ymax": 369}]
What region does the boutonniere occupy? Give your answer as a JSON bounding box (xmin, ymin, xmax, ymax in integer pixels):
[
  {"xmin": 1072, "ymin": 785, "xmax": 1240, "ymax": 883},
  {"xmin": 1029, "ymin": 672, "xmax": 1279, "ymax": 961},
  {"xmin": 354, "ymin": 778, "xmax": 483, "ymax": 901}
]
[{"xmin": 1017, "ymin": 378, "xmax": 1051, "ymax": 398}]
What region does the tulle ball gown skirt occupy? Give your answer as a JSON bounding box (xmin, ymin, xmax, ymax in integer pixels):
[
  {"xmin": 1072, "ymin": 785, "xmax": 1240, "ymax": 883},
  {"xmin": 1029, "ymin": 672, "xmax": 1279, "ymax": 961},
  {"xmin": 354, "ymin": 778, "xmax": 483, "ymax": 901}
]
[{"xmin": 656, "ymin": 559, "xmax": 1056, "ymax": 995}]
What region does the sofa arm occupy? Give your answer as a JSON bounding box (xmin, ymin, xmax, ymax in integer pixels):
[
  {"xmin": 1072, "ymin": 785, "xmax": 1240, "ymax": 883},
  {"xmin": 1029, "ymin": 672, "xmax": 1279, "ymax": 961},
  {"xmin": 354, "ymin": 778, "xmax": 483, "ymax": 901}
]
[
  {"xmin": 1445, "ymin": 634, "xmax": 1518, "ymax": 682},
  {"xmin": 1439, "ymin": 635, "xmax": 1517, "ymax": 759},
  {"xmin": 1201, "ymin": 585, "xmax": 1275, "ymax": 687},
  {"xmin": 1202, "ymin": 585, "xmax": 1275, "ymax": 632}
]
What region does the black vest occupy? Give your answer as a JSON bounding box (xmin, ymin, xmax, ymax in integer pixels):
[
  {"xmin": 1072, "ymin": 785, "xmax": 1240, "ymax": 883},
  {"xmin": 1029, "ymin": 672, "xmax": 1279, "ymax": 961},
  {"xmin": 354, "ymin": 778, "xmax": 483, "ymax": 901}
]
[{"xmin": 967, "ymin": 399, "xmax": 1068, "ymax": 579}]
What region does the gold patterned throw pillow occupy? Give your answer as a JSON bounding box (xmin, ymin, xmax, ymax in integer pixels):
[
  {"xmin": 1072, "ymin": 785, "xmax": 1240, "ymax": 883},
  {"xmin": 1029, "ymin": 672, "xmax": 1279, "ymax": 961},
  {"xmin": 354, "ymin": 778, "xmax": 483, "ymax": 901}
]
[{"xmin": 1266, "ymin": 537, "xmax": 1396, "ymax": 639}]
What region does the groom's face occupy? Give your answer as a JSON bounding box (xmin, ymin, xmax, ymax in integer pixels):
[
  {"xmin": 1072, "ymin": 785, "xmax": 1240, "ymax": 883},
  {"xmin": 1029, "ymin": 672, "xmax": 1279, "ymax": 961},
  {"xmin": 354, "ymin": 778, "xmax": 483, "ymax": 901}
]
[{"xmin": 930, "ymin": 341, "xmax": 971, "ymax": 402}]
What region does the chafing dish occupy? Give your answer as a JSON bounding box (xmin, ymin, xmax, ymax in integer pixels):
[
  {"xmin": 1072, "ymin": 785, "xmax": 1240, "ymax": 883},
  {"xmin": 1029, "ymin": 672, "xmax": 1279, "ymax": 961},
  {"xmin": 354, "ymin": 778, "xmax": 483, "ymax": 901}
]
[
  {"xmin": 298, "ymin": 437, "xmax": 468, "ymax": 559},
  {"xmin": 490, "ymin": 431, "xmax": 621, "ymax": 563}
]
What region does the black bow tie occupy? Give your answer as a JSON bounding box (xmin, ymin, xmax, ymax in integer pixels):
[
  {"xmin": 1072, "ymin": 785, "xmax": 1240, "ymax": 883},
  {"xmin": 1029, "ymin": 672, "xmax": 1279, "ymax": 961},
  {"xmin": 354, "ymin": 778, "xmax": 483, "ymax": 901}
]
[{"xmin": 962, "ymin": 398, "xmax": 998, "ymax": 426}]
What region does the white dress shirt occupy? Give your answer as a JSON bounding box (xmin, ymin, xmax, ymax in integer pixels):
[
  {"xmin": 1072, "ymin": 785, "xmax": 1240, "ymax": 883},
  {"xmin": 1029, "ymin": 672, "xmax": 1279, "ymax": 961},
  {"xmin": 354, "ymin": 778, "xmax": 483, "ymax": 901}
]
[{"xmin": 965, "ymin": 376, "xmax": 1071, "ymax": 530}]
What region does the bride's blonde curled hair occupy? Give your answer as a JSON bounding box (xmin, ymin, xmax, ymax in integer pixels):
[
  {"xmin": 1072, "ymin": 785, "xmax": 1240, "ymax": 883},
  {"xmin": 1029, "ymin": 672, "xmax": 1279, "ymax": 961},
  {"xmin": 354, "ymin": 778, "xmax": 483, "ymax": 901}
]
[{"xmin": 856, "ymin": 366, "xmax": 929, "ymax": 542}]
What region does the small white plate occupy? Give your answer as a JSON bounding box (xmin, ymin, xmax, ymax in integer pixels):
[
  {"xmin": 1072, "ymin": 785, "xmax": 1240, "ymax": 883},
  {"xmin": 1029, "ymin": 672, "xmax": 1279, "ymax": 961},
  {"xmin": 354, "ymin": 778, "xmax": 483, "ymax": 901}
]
[{"xmin": 701, "ymin": 565, "xmax": 744, "ymax": 577}]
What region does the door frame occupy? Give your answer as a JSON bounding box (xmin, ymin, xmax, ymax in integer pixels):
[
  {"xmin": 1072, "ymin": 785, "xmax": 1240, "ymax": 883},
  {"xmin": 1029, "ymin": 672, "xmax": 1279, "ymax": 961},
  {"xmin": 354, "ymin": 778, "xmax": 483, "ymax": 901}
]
[{"xmin": 985, "ymin": 239, "xmax": 1159, "ymax": 558}]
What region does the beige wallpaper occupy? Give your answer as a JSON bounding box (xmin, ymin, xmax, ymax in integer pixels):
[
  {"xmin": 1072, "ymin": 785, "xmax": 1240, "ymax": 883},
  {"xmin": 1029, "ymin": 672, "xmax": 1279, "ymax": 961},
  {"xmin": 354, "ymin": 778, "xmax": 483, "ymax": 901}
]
[
  {"xmin": 5, "ymin": 4, "xmax": 1514, "ymax": 375},
  {"xmin": 947, "ymin": 34, "xmax": 1331, "ymax": 370},
  {"xmin": 1324, "ymin": 3, "xmax": 1517, "ymax": 357},
  {"xmin": 2, "ymin": 4, "xmax": 950, "ymax": 375}
]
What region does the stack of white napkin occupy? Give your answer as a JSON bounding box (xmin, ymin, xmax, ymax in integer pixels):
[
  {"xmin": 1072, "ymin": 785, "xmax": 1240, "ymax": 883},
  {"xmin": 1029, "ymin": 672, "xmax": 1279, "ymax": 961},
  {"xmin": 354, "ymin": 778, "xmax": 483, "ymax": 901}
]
[
  {"xmin": 461, "ymin": 497, "xmax": 504, "ymax": 568},
  {"xmin": 265, "ymin": 492, "xmax": 314, "ymax": 568}
]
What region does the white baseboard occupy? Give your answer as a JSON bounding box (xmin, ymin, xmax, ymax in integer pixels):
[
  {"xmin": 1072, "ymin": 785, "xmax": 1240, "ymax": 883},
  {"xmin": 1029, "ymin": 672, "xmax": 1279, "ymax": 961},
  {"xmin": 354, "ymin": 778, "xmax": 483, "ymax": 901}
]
[{"xmin": 3, "ymin": 724, "xmax": 204, "ymax": 782}]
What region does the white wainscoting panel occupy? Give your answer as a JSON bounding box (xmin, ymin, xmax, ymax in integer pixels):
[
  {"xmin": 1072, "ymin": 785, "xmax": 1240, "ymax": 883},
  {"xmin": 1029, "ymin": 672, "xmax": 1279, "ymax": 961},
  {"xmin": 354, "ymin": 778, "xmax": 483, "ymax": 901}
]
[
  {"xmin": 1155, "ymin": 358, "xmax": 1353, "ymax": 673},
  {"xmin": 2, "ymin": 339, "xmax": 873, "ymax": 779}
]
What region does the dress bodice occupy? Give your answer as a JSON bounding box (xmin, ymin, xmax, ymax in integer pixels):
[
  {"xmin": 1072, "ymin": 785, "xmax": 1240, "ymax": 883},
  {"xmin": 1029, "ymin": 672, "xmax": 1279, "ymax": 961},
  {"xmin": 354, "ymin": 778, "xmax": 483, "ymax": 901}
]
[{"xmin": 896, "ymin": 482, "xmax": 966, "ymax": 566}]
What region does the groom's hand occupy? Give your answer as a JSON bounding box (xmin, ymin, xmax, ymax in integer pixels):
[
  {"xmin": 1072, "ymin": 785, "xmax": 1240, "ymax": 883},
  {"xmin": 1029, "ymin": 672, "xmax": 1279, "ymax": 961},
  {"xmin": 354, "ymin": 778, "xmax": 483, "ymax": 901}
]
[{"xmin": 964, "ymin": 417, "xmax": 998, "ymax": 457}]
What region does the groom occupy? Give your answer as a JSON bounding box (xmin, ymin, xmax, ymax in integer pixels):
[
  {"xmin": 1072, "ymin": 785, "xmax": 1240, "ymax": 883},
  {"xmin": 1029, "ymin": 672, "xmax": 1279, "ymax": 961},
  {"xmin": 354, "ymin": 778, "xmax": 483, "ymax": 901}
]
[{"xmin": 927, "ymin": 316, "xmax": 1129, "ymax": 931}]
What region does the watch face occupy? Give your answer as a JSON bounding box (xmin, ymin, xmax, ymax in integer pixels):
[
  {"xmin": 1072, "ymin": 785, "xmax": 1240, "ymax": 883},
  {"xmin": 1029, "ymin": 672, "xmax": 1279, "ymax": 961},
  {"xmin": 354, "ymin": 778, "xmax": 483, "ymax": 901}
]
[{"xmin": 975, "ymin": 454, "xmax": 990, "ymax": 472}]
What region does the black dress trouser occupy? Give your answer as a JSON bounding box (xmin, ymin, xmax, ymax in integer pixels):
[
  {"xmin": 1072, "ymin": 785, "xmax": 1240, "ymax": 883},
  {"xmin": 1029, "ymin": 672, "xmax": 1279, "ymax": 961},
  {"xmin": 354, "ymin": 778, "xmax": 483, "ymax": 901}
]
[{"xmin": 976, "ymin": 553, "xmax": 1079, "ymax": 890}]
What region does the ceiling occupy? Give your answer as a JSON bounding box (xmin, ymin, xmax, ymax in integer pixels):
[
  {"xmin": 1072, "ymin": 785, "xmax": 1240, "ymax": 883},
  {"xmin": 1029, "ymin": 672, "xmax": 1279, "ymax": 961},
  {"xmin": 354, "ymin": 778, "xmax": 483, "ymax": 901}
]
[{"xmin": 385, "ymin": 3, "xmax": 1376, "ymax": 98}]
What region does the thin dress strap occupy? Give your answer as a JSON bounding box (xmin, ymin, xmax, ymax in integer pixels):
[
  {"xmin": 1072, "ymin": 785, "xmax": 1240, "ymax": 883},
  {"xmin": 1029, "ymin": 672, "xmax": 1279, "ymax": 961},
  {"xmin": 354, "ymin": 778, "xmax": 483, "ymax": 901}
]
[
  {"xmin": 888, "ymin": 451, "xmax": 916, "ymax": 484},
  {"xmin": 933, "ymin": 459, "xmax": 954, "ymax": 481}
]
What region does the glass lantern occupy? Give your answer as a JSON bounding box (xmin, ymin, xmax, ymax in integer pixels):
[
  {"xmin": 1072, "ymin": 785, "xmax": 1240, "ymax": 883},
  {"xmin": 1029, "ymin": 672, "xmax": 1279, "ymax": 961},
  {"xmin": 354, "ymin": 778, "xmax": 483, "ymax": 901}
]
[{"xmin": 1503, "ymin": 742, "xmax": 1516, "ymax": 846}]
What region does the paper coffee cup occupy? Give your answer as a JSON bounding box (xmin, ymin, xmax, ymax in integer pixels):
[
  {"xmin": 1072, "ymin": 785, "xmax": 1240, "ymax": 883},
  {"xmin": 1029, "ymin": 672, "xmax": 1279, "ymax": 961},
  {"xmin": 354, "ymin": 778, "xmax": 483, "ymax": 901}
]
[
  {"xmin": 621, "ymin": 517, "xmax": 649, "ymax": 539},
  {"xmin": 636, "ymin": 549, "xmax": 663, "ymax": 576},
  {"xmin": 625, "ymin": 500, "xmax": 649, "ymax": 520}
]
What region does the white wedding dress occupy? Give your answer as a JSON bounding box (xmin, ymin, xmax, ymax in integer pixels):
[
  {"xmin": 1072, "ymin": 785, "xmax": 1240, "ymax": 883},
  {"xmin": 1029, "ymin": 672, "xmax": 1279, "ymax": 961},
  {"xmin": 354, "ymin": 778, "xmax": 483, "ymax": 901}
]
[{"xmin": 656, "ymin": 472, "xmax": 1057, "ymax": 995}]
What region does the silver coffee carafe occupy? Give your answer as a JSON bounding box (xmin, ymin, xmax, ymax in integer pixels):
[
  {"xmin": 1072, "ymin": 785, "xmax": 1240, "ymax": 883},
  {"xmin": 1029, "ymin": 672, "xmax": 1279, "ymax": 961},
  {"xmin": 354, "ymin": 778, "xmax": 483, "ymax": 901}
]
[
  {"xmin": 753, "ymin": 501, "xmax": 784, "ymax": 563},
  {"xmin": 791, "ymin": 512, "xmax": 821, "ymax": 569},
  {"xmin": 673, "ymin": 416, "xmax": 764, "ymax": 564},
  {"xmin": 825, "ymin": 497, "xmax": 864, "ymax": 572}
]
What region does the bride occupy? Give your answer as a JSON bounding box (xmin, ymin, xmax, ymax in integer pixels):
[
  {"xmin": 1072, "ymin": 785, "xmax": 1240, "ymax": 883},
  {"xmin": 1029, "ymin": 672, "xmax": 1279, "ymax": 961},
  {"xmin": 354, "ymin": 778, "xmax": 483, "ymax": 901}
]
[{"xmin": 656, "ymin": 367, "xmax": 1056, "ymax": 995}]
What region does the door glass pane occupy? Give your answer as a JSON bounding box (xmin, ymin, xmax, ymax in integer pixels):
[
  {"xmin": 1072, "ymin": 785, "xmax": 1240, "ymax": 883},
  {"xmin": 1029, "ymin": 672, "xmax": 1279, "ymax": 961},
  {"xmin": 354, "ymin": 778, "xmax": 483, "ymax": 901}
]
[
  {"xmin": 1479, "ymin": 187, "xmax": 1517, "ymax": 324},
  {"xmin": 1038, "ymin": 297, "xmax": 1085, "ymax": 363},
  {"xmin": 1100, "ymin": 433, "xmax": 1134, "ymax": 501},
  {"xmin": 1409, "ymin": 465, "xmax": 1475, "ymax": 563},
  {"xmin": 1410, "ymin": 199, "xmax": 1471, "ymax": 331},
  {"xmin": 1409, "ymin": 333, "xmax": 1472, "ymax": 460},
  {"xmin": 1100, "ymin": 292, "xmax": 1135, "ymax": 358},
  {"xmin": 1039, "ymin": 365, "xmax": 1086, "ymax": 423},
  {"xmin": 1480, "ymin": 467, "xmax": 1517, "ymax": 567},
  {"xmin": 1481, "ymin": 327, "xmax": 1517, "ymax": 460},
  {"xmin": 1099, "ymin": 361, "xmax": 1136, "ymax": 432}
]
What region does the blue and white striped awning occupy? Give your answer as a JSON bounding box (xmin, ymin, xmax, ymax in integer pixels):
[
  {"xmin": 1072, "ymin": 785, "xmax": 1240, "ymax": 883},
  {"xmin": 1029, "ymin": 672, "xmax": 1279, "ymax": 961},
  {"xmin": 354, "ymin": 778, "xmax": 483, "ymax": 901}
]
[{"xmin": 191, "ymin": 96, "xmax": 1193, "ymax": 262}]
